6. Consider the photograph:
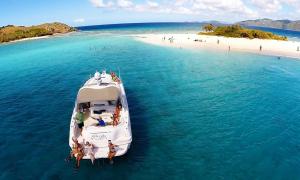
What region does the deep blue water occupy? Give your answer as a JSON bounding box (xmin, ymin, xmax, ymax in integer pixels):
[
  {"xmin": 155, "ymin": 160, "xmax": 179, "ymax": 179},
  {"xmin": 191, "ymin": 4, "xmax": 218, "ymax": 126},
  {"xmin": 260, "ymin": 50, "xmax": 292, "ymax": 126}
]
[
  {"xmin": 1, "ymin": 24, "xmax": 300, "ymax": 179},
  {"xmin": 77, "ymin": 22, "xmax": 205, "ymax": 34},
  {"xmin": 247, "ymin": 26, "xmax": 300, "ymax": 41}
]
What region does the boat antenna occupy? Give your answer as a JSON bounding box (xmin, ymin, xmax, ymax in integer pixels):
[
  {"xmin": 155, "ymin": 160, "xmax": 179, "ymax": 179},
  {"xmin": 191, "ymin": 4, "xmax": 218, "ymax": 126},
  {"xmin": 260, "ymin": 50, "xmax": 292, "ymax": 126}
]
[{"xmin": 118, "ymin": 67, "xmax": 121, "ymax": 80}]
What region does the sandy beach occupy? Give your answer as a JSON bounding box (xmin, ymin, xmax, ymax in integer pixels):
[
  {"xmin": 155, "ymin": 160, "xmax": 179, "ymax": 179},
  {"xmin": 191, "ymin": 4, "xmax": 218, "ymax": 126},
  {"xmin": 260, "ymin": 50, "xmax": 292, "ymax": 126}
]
[
  {"xmin": 1, "ymin": 32, "xmax": 75, "ymax": 45},
  {"xmin": 7, "ymin": 35, "xmax": 51, "ymax": 43},
  {"xmin": 134, "ymin": 33, "xmax": 300, "ymax": 59}
]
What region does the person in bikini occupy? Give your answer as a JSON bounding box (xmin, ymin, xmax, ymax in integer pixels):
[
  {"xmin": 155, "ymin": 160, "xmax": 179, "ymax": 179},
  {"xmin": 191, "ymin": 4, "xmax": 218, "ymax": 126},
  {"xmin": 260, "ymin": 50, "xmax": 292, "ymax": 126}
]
[
  {"xmin": 85, "ymin": 141, "xmax": 95, "ymax": 165},
  {"xmin": 66, "ymin": 137, "xmax": 81, "ymax": 159},
  {"xmin": 75, "ymin": 145, "xmax": 84, "ymax": 168},
  {"xmin": 66, "ymin": 137, "xmax": 84, "ymax": 168},
  {"xmin": 113, "ymin": 113, "xmax": 119, "ymax": 126},
  {"xmin": 113, "ymin": 102, "xmax": 122, "ymax": 126},
  {"xmin": 108, "ymin": 140, "xmax": 118, "ymax": 164}
]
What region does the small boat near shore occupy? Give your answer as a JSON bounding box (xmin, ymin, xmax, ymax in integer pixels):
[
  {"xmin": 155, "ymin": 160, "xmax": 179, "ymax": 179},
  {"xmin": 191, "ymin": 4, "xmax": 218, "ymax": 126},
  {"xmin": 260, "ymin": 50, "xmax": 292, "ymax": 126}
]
[{"xmin": 69, "ymin": 70, "xmax": 132, "ymax": 159}]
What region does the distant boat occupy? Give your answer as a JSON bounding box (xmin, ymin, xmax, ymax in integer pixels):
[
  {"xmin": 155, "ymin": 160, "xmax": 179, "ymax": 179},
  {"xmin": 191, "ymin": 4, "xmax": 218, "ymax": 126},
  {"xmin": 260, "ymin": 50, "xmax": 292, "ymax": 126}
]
[{"xmin": 69, "ymin": 70, "xmax": 132, "ymax": 159}]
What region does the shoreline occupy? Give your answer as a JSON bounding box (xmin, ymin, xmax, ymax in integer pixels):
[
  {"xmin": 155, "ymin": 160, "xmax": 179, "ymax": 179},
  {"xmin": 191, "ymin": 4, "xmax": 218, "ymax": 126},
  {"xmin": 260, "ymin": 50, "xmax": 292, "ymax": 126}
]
[
  {"xmin": 0, "ymin": 32, "xmax": 75, "ymax": 45},
  {"xmin": 134, "ymin": 33, "xmax": 300, "ymax": 59},
  {"xmin": 8, "ymin": 35, "xmax": 51, "ymax": 43}
]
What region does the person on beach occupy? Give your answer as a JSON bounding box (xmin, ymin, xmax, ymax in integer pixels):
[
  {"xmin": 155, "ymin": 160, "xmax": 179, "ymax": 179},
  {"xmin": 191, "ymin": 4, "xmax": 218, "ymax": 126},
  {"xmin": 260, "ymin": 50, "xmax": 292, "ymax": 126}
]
[
  {"xmin": 85, "ymin": 141, "xmax": 95, "ymax": 165},
  {"xmin": 297, "ymin": 46, "xmax": 299, "ymax": 51},
  {"xmin": 108, "ymin": 140, "xmax": 118, "ymax": 164},
  {"xmin": 260, "ymin": 45, "xmax": 262, "ymax": 51},
  {"xmin": 217, "ymin": 39, "xmax": 220, "ymax": 44},
  {"xmin": 228, "ymin": 45, "xmax": 231, "ymax": 51},
  {"xmin": 169, "ymin": 36, "xmax": 174, "ymax": 43}
]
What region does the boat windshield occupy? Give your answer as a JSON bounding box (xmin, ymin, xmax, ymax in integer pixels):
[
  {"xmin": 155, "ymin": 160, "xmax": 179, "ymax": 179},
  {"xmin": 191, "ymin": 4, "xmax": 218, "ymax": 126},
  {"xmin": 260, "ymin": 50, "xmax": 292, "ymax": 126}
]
[{"xmin": 77, "ymin": 86, "xmax": 120, "ymax": 103}]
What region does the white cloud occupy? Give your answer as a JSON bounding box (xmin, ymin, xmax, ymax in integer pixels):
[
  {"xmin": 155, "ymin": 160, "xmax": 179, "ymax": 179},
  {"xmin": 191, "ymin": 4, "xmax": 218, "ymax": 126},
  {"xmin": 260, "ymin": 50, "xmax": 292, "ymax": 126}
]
[
  {"xmin": 175, "ymin": 0, "xmax": 189, "ymax": 6},
  {"xmin": 146, "ymin": 1, "xmax": 159, "ymax": 8},
  {"xmin": 192, "ymin": 0, "xmax": 255, "ymax": 15},
  {"xmin": 135, "ymin": 1, "xmax": 161, "ymax": 12},
  {"xmin": 117, "ymin": 0, "xmax": 133, "ymax": 8},
  {"xmin": 74, "ymin": 18, "xmax": 85, "ymax": 23},
  {"xmin": 89, "ymin": 0, "xmax": 300, "ymax": 20},
  {"xmin": 251, "ymin": 0, "xmax": 281, "ymax": 13},
  {"xmin": 89, "ymin": 0, "xmax": 113, "ymax": 8}
]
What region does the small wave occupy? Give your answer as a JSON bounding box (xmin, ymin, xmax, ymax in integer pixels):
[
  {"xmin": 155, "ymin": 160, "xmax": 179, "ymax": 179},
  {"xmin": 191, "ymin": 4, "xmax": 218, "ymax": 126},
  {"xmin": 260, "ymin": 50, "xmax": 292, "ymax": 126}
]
[{"xmin": 265, "ymin": 65, "xmax": 294, "ymax": 76}]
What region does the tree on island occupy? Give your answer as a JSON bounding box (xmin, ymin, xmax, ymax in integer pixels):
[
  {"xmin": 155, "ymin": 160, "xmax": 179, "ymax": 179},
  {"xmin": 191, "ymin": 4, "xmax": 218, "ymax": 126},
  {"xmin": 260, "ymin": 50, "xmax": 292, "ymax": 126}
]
[
  {"xmin": 0, "ymin": 22, "xmax": 76, "ymax": 43},
  {"xmin": 199, "ymin": 24, "xmax": 287, "ymax": 41},
  {"xmin": 203, "ymin": 24, "xmax": 215, "ymax": 32}
]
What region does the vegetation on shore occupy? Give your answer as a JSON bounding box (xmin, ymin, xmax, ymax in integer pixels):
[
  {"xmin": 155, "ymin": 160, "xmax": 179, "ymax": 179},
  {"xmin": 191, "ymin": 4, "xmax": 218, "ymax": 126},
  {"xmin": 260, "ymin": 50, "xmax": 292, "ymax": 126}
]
[
  {"xmin": 0, "ymin": 22, "xmax": 76, "ymax": 43},
  {"xmin": 200, "ymin": 24, "xmax": 287, "ymax": 41}
]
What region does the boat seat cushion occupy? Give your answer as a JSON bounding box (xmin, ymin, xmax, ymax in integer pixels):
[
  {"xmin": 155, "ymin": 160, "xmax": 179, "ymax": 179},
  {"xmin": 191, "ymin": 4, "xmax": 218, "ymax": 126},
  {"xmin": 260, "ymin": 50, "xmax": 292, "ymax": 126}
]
[{"xmin": 84, "ymin": 117, "xmax": 98, "ymax": 127}]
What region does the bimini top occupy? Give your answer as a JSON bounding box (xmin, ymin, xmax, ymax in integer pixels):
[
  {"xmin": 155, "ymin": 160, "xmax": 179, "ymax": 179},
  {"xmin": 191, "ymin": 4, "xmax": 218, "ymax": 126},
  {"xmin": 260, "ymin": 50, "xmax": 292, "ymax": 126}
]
[{"xmin": 77, "ymin": 85, "xmax": 120, "ymax": 103}]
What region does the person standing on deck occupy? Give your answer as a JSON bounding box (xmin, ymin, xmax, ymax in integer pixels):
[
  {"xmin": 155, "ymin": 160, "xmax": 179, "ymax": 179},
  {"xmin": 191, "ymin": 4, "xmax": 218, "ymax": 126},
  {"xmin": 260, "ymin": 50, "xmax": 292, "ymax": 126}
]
[{"xmin": 75, "ymin": 108, "xmax": 84, "ymax": 134}]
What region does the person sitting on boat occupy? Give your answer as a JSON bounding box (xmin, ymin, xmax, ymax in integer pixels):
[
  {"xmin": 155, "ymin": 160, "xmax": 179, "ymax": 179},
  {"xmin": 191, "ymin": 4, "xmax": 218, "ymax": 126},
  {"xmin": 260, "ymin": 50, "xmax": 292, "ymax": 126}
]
[
  {"xmin": 72, "ymin": 137, "xmax": 81, "ymax": 148},
  {"xmin": 113, "ymin": 109, "xmax": 120, "ymax": 126},
  {"xmin": 108, "ymin": 140, "xmax": 118, "ymax": 164},
  {"xmin": 113, "ymin": 113, "xmax": 119, "ymax": 126},
  {"xmin": 66, "ymin": 137, "xmax": 84, "ymax": 168},
  {"xmin": 111, "ymin": 72, "xmax": 120, "ymax": 83},
  {"xmin": 112, "ymin": 100, "xmax": 120, "ymax": 123},
  {"xmin": 75, "ymin": 108, "xmax": 84, "ymax": 133},
  {"xmin": 75, "ymin": 145, "xmax": 84, "ymax": 168},
  {"xmin": 97, "ymin": 117, "xmax": 106, "ymax": 126},
  {"xmin": 66, "ymin": 137, "xmax": 80, "ymax": 162},
  {"xmin": 113, "ymin": 102, "xmax": 122, "ymax": 126},
  {"xmin": 85, "ymin": 141, "xmax": 95, "ymax": 165}
]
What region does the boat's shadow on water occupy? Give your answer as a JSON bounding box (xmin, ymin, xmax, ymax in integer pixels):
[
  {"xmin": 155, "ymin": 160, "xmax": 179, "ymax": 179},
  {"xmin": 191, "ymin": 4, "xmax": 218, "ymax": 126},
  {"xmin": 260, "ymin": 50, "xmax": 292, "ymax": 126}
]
[
  {"xmin": 88, "ymin": 88, "xmax": 149, "ymax": 167},
  {"xmin": 114, "ymin": 88, "xmax": 150, "ymax": 164}
]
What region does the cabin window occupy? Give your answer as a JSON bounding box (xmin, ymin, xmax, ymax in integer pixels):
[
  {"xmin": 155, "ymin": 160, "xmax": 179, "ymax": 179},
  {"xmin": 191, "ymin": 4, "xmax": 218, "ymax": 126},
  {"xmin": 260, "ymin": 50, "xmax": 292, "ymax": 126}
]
[
  {"xmin": 108, "ymin": 100, "xmax": 116, "ymax": 106},
  {"xmin": 93, "ymin": 110, "xmax": 106, "ymax": 114},
  {"xmin": 79, "ymin": 102, "xmax": 90, "ymax": 110},
  {"xmin": 94, "ymin": 104, "xmax": 106, "ymax": 107}
]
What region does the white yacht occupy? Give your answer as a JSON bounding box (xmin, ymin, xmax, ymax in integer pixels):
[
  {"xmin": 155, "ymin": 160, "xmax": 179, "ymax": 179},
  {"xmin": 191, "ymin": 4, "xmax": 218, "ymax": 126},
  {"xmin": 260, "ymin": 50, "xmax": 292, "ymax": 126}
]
[{"xmin": 69, "ymin": 70, "xmax": 132, "ymax": 159}]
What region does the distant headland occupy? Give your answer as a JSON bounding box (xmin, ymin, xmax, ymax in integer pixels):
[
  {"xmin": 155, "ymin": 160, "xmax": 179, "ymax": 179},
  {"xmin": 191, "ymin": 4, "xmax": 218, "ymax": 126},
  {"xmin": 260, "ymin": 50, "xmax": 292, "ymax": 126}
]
[
  {"xmin": 0, "ymin": 22, "xmax": 76, "ymax": 43},
  {"xmin": 238, "ymin": 19, "xmax": 300, "ymax": 32}
]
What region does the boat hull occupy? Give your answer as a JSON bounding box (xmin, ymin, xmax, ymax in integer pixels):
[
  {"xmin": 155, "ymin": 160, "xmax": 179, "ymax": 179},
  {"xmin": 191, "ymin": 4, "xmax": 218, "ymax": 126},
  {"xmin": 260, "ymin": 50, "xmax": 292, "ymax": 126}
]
[{"xmin": 68, "ymin": 75, "xmax": 132, "ymax": 159}]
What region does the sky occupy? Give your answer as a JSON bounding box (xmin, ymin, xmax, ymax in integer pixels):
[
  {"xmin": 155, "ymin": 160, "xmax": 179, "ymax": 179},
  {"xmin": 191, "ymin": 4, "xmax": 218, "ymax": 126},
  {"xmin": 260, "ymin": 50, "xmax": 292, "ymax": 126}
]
[{"xmin": 0, "ymin": 0, "xmax": 300, "ymax": 27}]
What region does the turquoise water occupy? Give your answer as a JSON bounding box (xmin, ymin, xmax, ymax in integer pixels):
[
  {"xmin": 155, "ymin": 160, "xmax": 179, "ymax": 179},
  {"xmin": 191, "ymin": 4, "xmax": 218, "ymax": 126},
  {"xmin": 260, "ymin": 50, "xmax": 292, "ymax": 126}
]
[
  {"xmin": 77, "ymin": 22, "xmax": 300, "ymax": 41},
  {"xmin": 1, "ymin": 31, "xmax": 300, "ymax": 179}
]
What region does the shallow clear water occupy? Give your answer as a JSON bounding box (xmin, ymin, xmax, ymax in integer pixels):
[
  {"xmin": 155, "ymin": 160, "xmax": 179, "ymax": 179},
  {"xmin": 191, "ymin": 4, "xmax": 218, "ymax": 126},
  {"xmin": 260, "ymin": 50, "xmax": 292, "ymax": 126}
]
[
  {"xmin": 77, "ymin": 22, "xmax": 300, "ymax": 41},
  {"xmin": 1, "ymin": 31, "xmax": 300, "ymax": 179}
]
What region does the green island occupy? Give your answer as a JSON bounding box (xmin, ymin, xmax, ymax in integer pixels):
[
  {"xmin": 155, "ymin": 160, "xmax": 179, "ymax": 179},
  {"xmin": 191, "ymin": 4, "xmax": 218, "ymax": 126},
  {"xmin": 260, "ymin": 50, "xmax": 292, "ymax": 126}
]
[
  {"xmin": 200, "ymin": 24, "xmax": 287, "ymax": 41},
  {"xmin": 0, "ymin": 22, "xmax": 76, "ymax": 43}
]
